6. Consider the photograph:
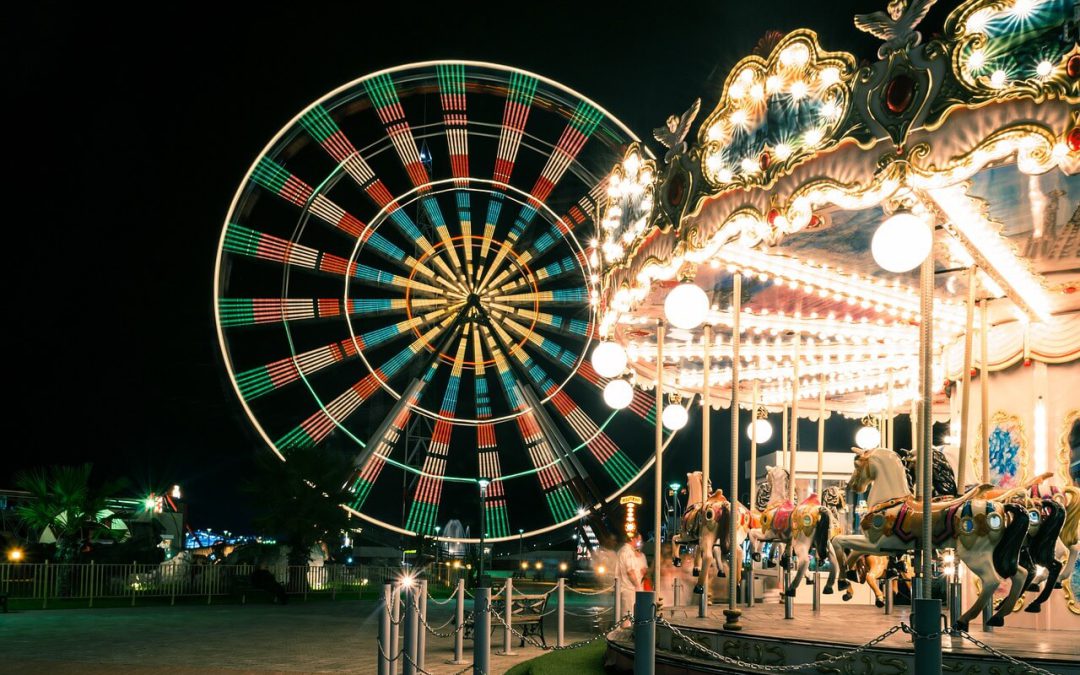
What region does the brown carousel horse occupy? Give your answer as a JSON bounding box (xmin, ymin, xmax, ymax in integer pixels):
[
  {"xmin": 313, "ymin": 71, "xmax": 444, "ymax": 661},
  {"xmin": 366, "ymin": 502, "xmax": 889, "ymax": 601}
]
[{"xmin": 672, "ymin": 471, "xmax": 751, "ymax": 595}]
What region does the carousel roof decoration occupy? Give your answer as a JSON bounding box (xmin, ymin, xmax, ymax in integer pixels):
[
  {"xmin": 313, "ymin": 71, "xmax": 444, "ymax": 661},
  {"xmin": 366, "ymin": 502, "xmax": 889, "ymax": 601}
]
[
  {"xmin": 598, "ymin": 0, "xmax": 1079, "ymax": 419},
  {"xmin": 215, "ymin": 61, "xmax": 683, "ymax": 542}
]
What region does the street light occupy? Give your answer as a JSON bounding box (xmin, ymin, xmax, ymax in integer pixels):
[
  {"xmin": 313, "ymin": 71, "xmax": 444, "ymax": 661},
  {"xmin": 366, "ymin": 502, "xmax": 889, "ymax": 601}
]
[
  {"xmin": 478, "ymin": 478, "xmax": 490, "ymax": 581},
  {"xmin": 664, "ymin": 282, "xmax": 709, "ymax": 329},
  {"xmin": 871, "ymin": 207, "xmax": 932, "ymax": 273}
]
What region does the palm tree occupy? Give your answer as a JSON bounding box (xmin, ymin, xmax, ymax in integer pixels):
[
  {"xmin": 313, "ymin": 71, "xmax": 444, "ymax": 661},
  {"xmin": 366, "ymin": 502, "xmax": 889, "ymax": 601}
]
[
  {"xmin": 245, "ymin": 448, "xmax": 356, "ymax": 589},
  {"xmin": 14, "ymin": 464, "xmax": 128, "ymax": 563}
]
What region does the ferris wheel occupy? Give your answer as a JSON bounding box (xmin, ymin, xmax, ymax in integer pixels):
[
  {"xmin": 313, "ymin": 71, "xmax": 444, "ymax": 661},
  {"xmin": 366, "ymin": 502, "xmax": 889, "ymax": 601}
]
[{"xmin": 214, "ymin": 61, "xmax": 670, "ymax": 541}]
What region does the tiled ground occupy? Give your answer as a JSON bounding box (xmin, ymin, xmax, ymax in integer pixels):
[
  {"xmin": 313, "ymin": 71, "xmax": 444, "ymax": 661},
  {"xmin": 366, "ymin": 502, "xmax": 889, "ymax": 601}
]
[{"xmin": 0, "ymin": 592, "xmax": 614, "ymax": 674}]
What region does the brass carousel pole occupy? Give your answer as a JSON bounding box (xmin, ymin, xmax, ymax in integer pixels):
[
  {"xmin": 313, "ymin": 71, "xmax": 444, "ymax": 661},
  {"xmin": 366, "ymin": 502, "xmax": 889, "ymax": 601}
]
[
  {"xmin": 914, "ymin": 244, "xmax": 941, "ymax": 674},
  {"xmin": 724, "ymin": 273, "xmax": 743, "ymax": 630},
  {"xmin": 979, "ymin": 299, "xmax": 990, "ymax": 482},
  {"xmin": 784, "ymin": 334, "xmax": 799, "ymax": 620},
  {"xmin": 700, "ymin": 324, "xmax": 711, "ymax": 618},
  {"xmin": 814, "ymin": 375, "xmax": 825, "ymax": 614},
  {"xmin": 747, "ymin": 380, "xmax": 759, "ymax": 609},
  {"xmin": 886, "ymin": 370, "xmax": 894, "ymax": 452},
  {"xmin": 654, "ymin": 320, "xmax": 665, "ymax": 601},
  {"xmin": 957, "ymin": 267, "xmax": 976, "ymax": 490}
]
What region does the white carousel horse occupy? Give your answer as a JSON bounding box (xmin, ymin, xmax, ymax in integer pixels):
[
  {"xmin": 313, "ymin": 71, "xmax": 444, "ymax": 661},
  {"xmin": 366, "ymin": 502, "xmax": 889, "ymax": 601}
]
[
  {"xmin": 834, "ymin": 447, "xmax": 1029, "ymax": 630},
  {"xmin": 672, "ymin": 471, "xmax": 751, "ymax": 596}
]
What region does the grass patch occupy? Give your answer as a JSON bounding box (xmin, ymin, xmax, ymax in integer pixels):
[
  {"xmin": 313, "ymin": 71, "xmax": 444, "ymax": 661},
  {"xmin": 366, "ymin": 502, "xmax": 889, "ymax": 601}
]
[{"xmin": 505, "ymin": 638, "xmax": 607, "ymax": 675}]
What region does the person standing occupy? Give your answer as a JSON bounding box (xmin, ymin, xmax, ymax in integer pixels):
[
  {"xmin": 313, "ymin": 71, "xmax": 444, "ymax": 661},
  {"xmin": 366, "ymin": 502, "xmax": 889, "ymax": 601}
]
[{"xmin": 616, "ymin": 532, "xmax": 648, "ymax": 626}]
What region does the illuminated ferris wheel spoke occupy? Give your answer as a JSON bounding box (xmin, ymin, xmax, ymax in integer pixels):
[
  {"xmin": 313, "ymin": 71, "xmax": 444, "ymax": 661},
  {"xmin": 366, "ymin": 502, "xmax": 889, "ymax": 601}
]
[
  {"xmin": 469, "ymin": 327, "xmax": 511, "ymax": 537},
  {"xmin": 476, "ymin": 102, "xmax": 605, "ymax": 293},
  {"xmin": 218, "ymin": 298, "xmax": 346, "ymax": 327},
  {"xmin": 578, "ymin": 361, "xmax": 663, "ymax": 427},
  {"xmin": 491, "ymin": 287, "xmax": 589, "ymax": 306},
  {"xmin": 435, "ymin": 64, "xmax": 476, "ymax": 282},
  {"xmin": 480, "ymin": 325, "xmax": 581, "ymax": 523},
  {"xmin": 404, "ymin": 327, "xmax": 470, "ymax": 534},
  {"xmin": 347, "ymin": 370, "xmax": 435, "ymax": 511},
  {"xmin": 297, "ymin": 104, "xmax": 460, "ymax": 282},
  {"xmin": 487, "ymin": 318, "xmax": 637, "ymax": 486},
  {"xmin": 275, "ymin": 316, "xmax": 454, "ymax": 450}
]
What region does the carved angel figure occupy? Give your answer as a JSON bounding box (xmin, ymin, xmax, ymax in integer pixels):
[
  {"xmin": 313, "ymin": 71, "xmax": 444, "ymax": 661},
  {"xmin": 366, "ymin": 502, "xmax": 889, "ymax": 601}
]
[
  {"xmin": 652, "ymin": 98, "xmax": 700, "ymax": 163},
  {"xmin": 854, "ymin": 0, "xmax": 937, "ymax": 59}
]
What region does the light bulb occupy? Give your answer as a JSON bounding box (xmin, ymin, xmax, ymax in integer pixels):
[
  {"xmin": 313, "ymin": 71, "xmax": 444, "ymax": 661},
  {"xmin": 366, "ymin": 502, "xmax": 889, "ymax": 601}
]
[
  {"xmin": 747, "ymin": 418, "xmax": 773, "ymax": 443},
  {"xmin": 871, "ymin": 208, "xmax": 932, "ymax": 273},
  {"xmin": 603, "ymin": 379, "xmax": 634, "ymax": 409},
  {"xmin": 855, "ymin": 425, "xmax": 881, "ymax": 450},
  {"xmin": 591, "ymin": 341, "xmax": 628, "ymax": 378},
  {"xmin": 662, "ymin": 403, "xmax": 689, "ymax": 431},
  {"xmin": 664, "ymin": 283, "xmax": 710, "ymax": 330}
]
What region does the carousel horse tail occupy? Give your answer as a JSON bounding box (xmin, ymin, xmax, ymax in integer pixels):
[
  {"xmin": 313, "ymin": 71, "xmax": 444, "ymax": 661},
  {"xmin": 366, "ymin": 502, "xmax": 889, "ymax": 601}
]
[
  {"xmin": 993, "ymin": 503, "xmax": 1029, "ymax": 581},
  {"xmin": 1060, "ymin": 486, "xmax": 1080, "ymax": 548},
  {"xmin": 813, "ymin": 507, "xmax": 831, "ymax": 566}
]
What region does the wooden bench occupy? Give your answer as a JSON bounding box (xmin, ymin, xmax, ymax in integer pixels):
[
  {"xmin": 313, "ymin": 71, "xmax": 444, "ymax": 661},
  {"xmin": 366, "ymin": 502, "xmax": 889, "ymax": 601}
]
[{"xmin": 464, "ymin": 590, "xmax": 549, "ymax": 647}]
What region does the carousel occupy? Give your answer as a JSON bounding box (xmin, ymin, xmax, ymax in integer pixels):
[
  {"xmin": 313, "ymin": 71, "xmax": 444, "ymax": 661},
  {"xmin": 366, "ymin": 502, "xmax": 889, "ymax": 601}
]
[{"xmin": 597, "ymin": 0, "xmax": 1079, "ymax": 672}]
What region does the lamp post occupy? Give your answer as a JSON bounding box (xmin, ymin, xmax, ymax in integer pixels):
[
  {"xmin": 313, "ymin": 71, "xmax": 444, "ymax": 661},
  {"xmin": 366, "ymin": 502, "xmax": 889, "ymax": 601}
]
[{"xmin": 478, "ymin": 479, "xmax": 490, "ymax": 582}]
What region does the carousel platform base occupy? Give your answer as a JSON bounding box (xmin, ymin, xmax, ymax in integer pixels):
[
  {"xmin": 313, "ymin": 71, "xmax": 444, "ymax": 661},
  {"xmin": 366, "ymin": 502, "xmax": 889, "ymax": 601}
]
[{"xmin": 605, "ymin": 603, "xmax": 1080, "ymax": 674}]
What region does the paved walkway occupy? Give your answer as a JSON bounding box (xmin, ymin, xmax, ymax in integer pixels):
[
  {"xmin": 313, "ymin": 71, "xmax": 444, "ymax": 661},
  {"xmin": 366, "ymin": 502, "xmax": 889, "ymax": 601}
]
[{"xmin": 0, "ymin": 593, "xmax": 614, "ymax": 674}]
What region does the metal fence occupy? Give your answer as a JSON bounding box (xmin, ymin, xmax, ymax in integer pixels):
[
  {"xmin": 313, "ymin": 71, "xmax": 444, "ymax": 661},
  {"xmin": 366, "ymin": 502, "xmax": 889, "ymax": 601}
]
[{"xmin": 0, "ymin": 562, "xmax": 404, "ymax": 608}]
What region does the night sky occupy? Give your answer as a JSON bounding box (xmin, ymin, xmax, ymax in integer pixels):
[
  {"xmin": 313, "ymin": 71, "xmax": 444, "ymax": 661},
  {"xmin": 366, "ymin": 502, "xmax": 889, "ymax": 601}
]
[{"xmin": 9, "ymin": 2, "xmax": 949, "ymax": 534}]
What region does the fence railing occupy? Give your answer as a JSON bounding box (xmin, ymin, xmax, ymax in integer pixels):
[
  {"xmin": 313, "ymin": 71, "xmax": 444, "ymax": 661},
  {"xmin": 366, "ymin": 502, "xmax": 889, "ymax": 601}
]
[{"xmin": 0, "ymin": 562, "xmax": 403, "ymax": 608}]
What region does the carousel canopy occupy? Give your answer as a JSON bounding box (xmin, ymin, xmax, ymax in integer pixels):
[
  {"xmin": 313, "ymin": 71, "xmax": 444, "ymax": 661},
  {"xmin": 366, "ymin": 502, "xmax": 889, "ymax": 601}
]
[{"xmin": 597, "ymin": 0, "xmax": 1079, "ymax": 421}]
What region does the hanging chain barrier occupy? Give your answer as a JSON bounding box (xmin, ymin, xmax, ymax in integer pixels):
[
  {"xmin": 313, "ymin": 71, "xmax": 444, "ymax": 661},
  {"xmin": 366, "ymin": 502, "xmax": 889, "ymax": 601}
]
[
  {"xmin": 487, "ymin": 605, "xmax": 633, "ymax": 652},
  {"xmin": 564, "ymin": 606, "xmax": 613, "ymax": 617},
  {"xmin": 376, "ymin": 638, "xmax": 403, "ymax": 665},
  {"xmin": 565, "ymin": 584, "xmax": 614, "ymax": 596},
  {"xmin": 399, "ymin": 648, "xmax": 476, "ymax": 675},
  {"xmin": 948, "ymin": 628, "xmax": 1058, "ymax": 675},
  {"xmin": 659, "ymin": 616, "xmax": 904, "ymax": 673},
  {"xmin": 655, "ymin": 617, "xmax": 1059, "ymax": 675},
  {"xmin": 426, "ymin": 591, "xmax": 457, "ymax": 605}
]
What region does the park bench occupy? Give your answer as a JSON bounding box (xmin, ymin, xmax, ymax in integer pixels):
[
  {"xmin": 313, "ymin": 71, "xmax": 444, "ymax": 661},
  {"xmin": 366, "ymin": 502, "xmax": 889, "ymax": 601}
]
[{"xmin": 464, "ymin": 590, "xmax": 549, "ymax": 647}]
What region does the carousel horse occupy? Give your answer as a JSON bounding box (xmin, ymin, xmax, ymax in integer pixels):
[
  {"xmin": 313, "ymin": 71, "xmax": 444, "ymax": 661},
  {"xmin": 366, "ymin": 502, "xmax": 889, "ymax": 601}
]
[
  {"xmin": 834, "ymin": 447, "xmax": 1029, "ymax": 630},
  {"xmin": 784, "ymin": 484, "xmax": 847, "ymax": 597},
  {"xmin": 900, "ymin": 446, "xmax": 1074, "ymax": 613},
  {"xmin": 747, "ymin": 466, "xmax": 847, "ymax": 596},
  {"xmin": 978, "ymin": 474, "xmax": 1072, "ymax": 613},
  {"xmin": 672, "ymin": 471, "xmax": 751, "ymax": 595},
  {"xmin": 841, "ymin": 554, "xmax": 914, "ymax": 607}
]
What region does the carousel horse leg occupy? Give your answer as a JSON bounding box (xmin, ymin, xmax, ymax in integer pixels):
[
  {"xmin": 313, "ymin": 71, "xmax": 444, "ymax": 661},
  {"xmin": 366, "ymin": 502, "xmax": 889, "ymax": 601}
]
[
  {"xmin": 822, "ymin": 536, "xmax": 840, "ymax": 594},
  {"xmin": 1027, "ymin": 557, "xmax": 1062, "ymax": 612},
  {"xmin": 786, "ymin": 538, "xmax": 810, "ymax": 597},
  {"xmin": 988, "ymin": 564, "xmax": 1028, "ymax": 627},
  {"xmin": 866, "ymin": 566, "xmax": 885, "ymax": 608},
  {"xmin": 954, "ymin": 545, "xmax": 999, "ymax": 631}
]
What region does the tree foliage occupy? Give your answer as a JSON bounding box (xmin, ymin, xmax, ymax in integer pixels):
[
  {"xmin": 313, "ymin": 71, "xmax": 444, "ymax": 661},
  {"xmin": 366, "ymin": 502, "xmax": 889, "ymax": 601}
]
[
  {"xmin": 244, "ymin": 448, "xmax": 356, "ymax": 566},
  {"xmin": 14, "ymin": 464, "xmax": 129, "ymax": 562}
]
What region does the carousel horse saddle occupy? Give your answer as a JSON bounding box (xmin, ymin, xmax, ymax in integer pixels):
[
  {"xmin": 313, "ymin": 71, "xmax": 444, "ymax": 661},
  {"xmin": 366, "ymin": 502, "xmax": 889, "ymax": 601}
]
[
  {"xmin": 863, "ymin": 497, "xmax": 1002, "ymax": 545},
  {"xmin": 764, "ymin": 501, "xmax": 796, "ymax": 534}
]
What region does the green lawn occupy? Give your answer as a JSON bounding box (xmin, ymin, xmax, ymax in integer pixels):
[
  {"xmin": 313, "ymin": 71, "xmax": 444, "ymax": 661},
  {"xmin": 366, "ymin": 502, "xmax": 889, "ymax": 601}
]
[{"xmin": 505, "ymin": 639, "xmax": 607, "ymax": 675}]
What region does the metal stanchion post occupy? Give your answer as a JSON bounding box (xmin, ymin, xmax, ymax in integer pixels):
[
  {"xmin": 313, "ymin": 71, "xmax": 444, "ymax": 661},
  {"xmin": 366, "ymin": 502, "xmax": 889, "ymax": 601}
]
[
  {"xmin": 746, "ymin": 566, "xmax": 754, "ymax": 608},
  {"xmin": 378, "ymin": 583, "xmax": 392, "ymax": 675},
  {"xmin": 613, "ymin": 577, "xmax": 622, "ymax": 627},
  {"xmin": 913, "ymin": 598, "xmax": 942, "ymax": 674},
  {"xmin": 556, "ymin": 577, "xmax": 566, "ymax": 647},
  {"xmin": 633, "ymin": 591, "xmax": 656, "ymax": 675},
  {"xmin": 473, "ymin": 584, "xmax": 491, "ymax": 675},
  {"xmin": 404, "ymin": 585, "xmax": 418, "ymax": 675},
  {"xmin": 949, "ymin": 580, "xmax": 962, "ymax": 632},
  {"xmin": 451, "ymin": 578, "xmax": 466, "ymax": 665},
  {"xmin": 783, "ymin": 562, "xmax": 794, "ymax": 619},
  {"xmin": 418, "ymin": 579, "xmax": 428, "ymax": 671},
  {"xmin": 500, "ymin": 577, "xmax": 516, "ymax": 655},
  {"xmin": 389, "ymin": 583, "xmax": 400, "ymax": 669},
  {"xmin": 812, "ymin": 570, "xmax": 820, "ymax": 613}
]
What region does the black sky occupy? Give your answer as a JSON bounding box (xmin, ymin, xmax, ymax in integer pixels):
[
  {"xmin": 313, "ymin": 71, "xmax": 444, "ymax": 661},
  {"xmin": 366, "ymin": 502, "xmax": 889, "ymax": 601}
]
[{"xmin": 8, "ymin": 2, "xmax": 952, "ymax": 532}]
